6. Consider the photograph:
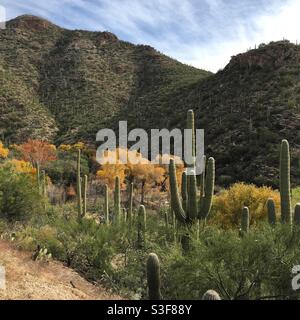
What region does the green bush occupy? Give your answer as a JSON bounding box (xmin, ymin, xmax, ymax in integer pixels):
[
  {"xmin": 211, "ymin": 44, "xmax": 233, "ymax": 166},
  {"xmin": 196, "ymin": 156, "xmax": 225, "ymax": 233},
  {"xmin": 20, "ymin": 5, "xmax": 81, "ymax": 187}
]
[
  {"xmin": 161, "ymin": 224, "xmax": 300, "ymax": 300},
  {"xmin": 0, "ymin": 166, "xmax": 44, "ymax": 222}
]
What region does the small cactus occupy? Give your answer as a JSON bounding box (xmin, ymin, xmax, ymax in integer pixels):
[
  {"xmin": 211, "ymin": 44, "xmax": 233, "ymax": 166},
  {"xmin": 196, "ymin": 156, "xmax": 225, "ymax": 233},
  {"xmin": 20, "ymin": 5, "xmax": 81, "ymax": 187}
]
[
  {"xmin": 127, "ymin": 182, "xmax": 134, "ymax": 221},
  {"xmin": 41, "ymin": 170, "xmax": 47, "ymax": 198},
  {"xmin": 294, "ymin": 204, "xmax": 300, "ymax": 225},
  {"xmin": 241, "ymin": 207, "xmax": 250, "ymax": 233},
  {"xmin": 104, "ymin": 184, "xmax": 109, "ymax": 224},
  {"xmin": 202, "ymin": 290, "xmax": 221, "ymax": 300},
  {"xmin": 147, "ymin": 253, "xmax": 162, "ymax": 300},
  {"xmin": 114, "ymin": 176, "xmax": 121, "ymax": 223},
  {"xmin": 267, "ymin": 198, "xmax": 276, "ymax": 226},
  {"xmin": 137, "ymin": 205, "xmax": 146, "ymax": 248}
]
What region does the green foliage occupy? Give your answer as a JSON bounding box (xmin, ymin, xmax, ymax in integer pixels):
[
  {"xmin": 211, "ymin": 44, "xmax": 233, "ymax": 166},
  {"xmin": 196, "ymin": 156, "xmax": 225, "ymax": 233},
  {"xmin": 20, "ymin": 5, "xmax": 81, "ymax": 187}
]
[
  {"xmin": 0, "ymin": 166, "xmax": 44, "ymax": 221},
  {"xmin": 161, "ymin": 224, "xmax": 300, "ymax": 300},
  {"xmin": 45, "ymin": 150, "xmax": 89, "ymax": 185}
]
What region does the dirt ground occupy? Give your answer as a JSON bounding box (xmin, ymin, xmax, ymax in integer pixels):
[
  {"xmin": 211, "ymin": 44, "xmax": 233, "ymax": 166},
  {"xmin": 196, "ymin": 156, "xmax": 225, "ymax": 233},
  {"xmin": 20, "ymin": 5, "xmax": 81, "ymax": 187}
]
[{"xmin": 0, "ymin": 241, "xmax": 122, "ymax": 300}]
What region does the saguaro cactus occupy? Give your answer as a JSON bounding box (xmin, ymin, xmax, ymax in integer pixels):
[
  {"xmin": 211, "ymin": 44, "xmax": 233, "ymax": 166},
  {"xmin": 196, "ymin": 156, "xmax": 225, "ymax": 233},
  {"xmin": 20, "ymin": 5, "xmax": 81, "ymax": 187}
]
[
  {"xmin": 147, "ymin": 253, "xmax": 162, "ymax": 300},
  {"xmin": 241, "ymin": 206, "xmax": 250, "ymax": 233},
  {"xmin": 267, "ymin": 198, "xmax": 276, "ymax": 226},
  {"xmin": 77, "ymin": 149, "xmax": 82, "ymax": 219},
  {"xmin": 82, "ymin": 175, "xmax": 88, "ymax": 217},
  {"xmin": 41, "ymin": 170, "xmax": 47, "ymax": 198},
  {"xmin": 280, "ymin": 140, "xmax": 292, "ymax": 224},
  {"xmin": 169, "ymin": 109, "xmax": 215, "ymax": 225},
  {"xmin": 104, "ymin": 184, "xmax": 109, "ymax": 224},
  {"xmin": 169, "ymin": 158, "xmax": 215, "ymax": 224},
  {"xmin": 202, "ymin": 290, "xmax": 221, "ymax": 300},
  {"xmin": 294, "ymin": 204, "xmax": 300, "ymax": 225},
  {"xmin": 114, "ymin": 176, "xmax": 121, "ymax": 223},
  {"xmin": 127, "ymin": 182, "xmax": 134, "ymax": 221},
  {"xmin": 137, "ymin": 205, "xmax": 147, "ymax": 248}
]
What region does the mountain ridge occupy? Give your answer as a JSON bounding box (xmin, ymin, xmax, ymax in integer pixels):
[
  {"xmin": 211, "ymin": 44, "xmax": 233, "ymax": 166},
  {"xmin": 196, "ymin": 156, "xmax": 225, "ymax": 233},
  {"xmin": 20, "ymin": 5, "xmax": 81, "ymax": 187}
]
[{"xmin": 0, "ymin": 15, "xmax": 300, "ymax": 187}]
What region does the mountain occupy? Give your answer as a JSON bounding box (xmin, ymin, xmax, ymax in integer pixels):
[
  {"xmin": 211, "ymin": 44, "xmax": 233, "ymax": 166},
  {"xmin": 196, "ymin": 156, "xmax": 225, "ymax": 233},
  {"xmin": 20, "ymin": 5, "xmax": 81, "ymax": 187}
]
[
  {"xmin": 0, "ymin": 15, "xmax": 300, "ymax": 187},
  {"xmin": 0, "ymin": 15, "xmax": 210, "ymax": 143}
]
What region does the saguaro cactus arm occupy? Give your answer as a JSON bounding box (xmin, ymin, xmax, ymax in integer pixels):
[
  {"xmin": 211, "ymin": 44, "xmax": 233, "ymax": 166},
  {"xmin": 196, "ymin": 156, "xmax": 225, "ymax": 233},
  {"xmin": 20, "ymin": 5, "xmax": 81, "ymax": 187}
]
[
  {"xmin": 181, "ymin": 172, "xmax": 188, "ymax": 212},
  {"xmin": 169, "ymin": 159, "xmax": 187, "ymax": 223},
  {"xmin": 199, "ymin": 157, "xmax": 215, "ymax": 220}
]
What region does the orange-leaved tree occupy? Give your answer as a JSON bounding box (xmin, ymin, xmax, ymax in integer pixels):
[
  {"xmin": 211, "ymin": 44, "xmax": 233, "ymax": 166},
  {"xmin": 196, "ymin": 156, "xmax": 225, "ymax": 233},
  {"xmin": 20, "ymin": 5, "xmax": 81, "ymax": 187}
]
[{"xmin": 18, "ymin": 139, "xmax": 56, "ymax": 186}]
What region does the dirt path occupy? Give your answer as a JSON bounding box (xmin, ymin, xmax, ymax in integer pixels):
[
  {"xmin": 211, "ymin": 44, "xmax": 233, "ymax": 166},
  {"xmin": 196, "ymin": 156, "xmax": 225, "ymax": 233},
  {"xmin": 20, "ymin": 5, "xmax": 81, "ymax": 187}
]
[{"xmin": 0, "ymin": 241, "xmax": 121, "ymax": 300}]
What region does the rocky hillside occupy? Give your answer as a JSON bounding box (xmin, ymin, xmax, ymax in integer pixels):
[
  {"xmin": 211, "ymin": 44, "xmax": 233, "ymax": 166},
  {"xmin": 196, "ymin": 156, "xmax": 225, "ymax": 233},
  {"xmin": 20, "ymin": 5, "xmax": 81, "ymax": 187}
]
[
  {"xmin": 0, "ymin": 15, "xmax": 210, "ymax": 143},
  {"xmin": 0, "ymin": 15, "xmax": 300, "ymax": 187},
  {"xmin": 0, "ymin": 241, "xmax": 120, "ymax": 300}
]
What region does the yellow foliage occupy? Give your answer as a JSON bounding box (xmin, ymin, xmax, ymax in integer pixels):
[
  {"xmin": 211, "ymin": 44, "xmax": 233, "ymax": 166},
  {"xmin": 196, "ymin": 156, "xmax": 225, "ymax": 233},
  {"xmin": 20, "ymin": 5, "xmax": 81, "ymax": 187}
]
[
  {"xmin": 96, "ymin": 148, "xmax": 169, "ymax": 191},
  {"xmin": 73, "ymin": 142, "xmax": 85, "ymax": 151},
  {"xmin": 0, "ymin": 141, "xmax": 9, "ymax": 159},
  {"xmin": 58, "ymin": 144, "xmax": 73, "ymax": 152},
  {"xmin": 210, "ymin": 183, "xmax": 281, "ymax": 228},
  {"xmin": 7, "ymin": 159, "xmax": 36, "ymax": 175}
]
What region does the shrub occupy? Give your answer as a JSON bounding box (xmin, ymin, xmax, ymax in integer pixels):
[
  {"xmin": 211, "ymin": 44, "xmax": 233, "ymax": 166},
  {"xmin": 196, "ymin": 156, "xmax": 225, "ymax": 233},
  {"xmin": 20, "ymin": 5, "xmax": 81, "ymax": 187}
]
[
  {"xmin": 161, "ymin": 224, "xmax": 300, "ymax": 300},
  {"xmin": 0, "ymin": 165, "xmax": 44, "ymax": 222},
  {"xmin": 210, "ymin": 183, "xmax": 280, "ymax": 228}
]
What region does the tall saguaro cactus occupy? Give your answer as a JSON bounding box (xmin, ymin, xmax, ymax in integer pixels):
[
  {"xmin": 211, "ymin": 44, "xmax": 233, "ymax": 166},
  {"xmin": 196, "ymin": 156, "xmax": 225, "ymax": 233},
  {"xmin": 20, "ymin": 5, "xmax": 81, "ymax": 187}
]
[
  {"xmin": 169, "ymin": 109, "xmax": 215, "ymax": 225},
  {"xmin": 82, "ymin": 174, "xmax": 88, "ymax": 217},
  {"xmin": 169, "ymin": 158, "xmax": 215, "ymax": 224},
  {"xmin": 280, "ymin": 140, "xmax": 292, "ymax": 224},
  {"xmin": 147, "ymin": 253, "xmax": 162, "ymax": 300},
  {"xmin": 114, "ymin": 176, "xmax": 121, "ymax": 223},
  {"xmin": 104, "ymin": 184, "xmax": 109, "ymax": 224},
  {"xmin": 77, "ymin": 149, "xmax": 82, "ymax": 219}
]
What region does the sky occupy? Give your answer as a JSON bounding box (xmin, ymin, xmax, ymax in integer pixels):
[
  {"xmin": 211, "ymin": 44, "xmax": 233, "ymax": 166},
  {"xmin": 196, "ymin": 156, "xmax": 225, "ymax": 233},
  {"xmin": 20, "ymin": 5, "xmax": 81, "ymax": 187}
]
[{"xmin": 1, "ymin": 0, "xmax": 300, "ymax": 72}]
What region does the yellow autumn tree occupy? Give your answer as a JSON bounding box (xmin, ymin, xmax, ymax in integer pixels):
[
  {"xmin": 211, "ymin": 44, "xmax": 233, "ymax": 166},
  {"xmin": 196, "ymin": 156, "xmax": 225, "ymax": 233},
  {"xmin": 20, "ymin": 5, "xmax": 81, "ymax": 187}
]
[
  {"xmin": 0, "ymin": 141, "xmax": 9, "ymax": 159},
  {"xmin": 96, "ymin": 148, "xmax": 127, "ymax": 189},
  {"xmin": 97, "ymin": 148, "xmax": 169, "ymax": 203},
  {"xmin": 6, "ymin": 159, "xmax": 36, "ymax": 175}
]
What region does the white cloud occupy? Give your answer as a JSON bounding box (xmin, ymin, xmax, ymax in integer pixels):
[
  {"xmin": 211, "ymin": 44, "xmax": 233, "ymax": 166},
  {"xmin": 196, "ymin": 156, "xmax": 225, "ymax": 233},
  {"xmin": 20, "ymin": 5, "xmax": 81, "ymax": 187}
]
[{"xmin": 2, "ymin": 0, "xmax": 300, "ymax": 72}]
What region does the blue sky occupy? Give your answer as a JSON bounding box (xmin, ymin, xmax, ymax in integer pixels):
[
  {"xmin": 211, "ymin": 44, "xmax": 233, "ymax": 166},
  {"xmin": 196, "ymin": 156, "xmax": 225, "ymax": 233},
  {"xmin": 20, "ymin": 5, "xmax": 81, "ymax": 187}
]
[{"xmin": 1, "ymin": 0, "xmax": 300, "ymax": 72}]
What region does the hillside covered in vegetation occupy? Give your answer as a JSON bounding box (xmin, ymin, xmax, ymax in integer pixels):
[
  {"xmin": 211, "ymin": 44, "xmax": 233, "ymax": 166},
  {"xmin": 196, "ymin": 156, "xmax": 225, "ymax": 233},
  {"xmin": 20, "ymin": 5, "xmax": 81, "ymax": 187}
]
[{"xmin": 1, "ymin": 15, "xmax": 300, "ymax": 187}]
